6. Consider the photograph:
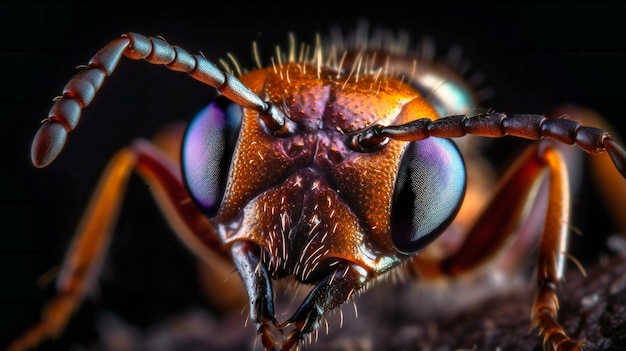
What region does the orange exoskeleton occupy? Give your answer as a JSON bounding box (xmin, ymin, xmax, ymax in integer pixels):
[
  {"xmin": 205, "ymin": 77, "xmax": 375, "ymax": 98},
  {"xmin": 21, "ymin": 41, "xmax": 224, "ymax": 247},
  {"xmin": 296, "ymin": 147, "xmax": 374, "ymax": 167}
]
[{"xmin": 5, "ymin": 23, "xmax": 626, "ymax": 351}]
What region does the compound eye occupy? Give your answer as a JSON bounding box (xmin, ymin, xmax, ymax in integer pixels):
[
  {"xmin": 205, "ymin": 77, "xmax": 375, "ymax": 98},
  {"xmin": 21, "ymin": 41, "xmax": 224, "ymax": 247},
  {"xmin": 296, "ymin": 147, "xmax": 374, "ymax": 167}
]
[
  {"xmin": 409, "ymin": 65, "xmax": 476, "ymax": 116},
  {"xmin": 391, "ymin": 138, "xmax": 466, "ymax": 254},
  {"xmin": 181, "ymin": 97, "xmax": 242, "ymax": 216}
]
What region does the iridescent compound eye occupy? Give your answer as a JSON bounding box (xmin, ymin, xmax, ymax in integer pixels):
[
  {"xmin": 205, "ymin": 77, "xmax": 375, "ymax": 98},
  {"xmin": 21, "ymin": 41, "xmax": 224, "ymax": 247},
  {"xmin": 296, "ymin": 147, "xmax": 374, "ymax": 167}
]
[
  {"xmin": 391, "ymin": 138, "xmax": 467, "ymax": 254},
  {"xmin": 409, "ymin": 64, "xmax": 477, "ymax": 117},
  {"xmin": 181, "ymin": 97, "xmax": 242, "ymax": 216}
]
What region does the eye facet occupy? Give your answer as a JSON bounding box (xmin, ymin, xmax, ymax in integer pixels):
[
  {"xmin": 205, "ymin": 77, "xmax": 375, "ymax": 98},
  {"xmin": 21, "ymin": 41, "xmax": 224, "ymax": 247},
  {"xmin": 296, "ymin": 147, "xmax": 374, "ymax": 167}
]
[
  {"xmin": 391, "ymin": 138, "xmax": 466, "ymax": 254},
  {"xmin": 181, "ymin": 97, "xmax": 242, "ymax": 216}
]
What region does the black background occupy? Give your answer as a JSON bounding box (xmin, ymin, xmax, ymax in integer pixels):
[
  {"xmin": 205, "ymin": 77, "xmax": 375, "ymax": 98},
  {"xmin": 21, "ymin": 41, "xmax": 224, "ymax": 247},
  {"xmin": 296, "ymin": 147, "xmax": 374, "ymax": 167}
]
[{"xmin": 1, "ymin": 1, "xmax": 625, "ymax": 350}]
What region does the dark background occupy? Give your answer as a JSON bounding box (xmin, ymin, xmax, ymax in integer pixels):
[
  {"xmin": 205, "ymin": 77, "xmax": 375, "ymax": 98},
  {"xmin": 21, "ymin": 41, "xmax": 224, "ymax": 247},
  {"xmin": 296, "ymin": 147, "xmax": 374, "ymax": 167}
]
[{"xmin": 1, "ymin": 1, "xmax": 625, "ymax": 350}]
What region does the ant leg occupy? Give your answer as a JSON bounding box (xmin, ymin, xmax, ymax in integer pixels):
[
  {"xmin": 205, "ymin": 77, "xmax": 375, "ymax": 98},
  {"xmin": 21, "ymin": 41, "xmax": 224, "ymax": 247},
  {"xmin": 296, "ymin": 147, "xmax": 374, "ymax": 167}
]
[
  {"xmin": 412, "ymin": 142, "xmax": 585, "ymax": 350},
  {"xmin": 531, "ymin": 145, "xmax": 586, "ymax": 351},
  {"xmin": 5, "ymin": 130, "xmax": 225, "ymax": 351},
  {"xmin": 5, "ymin": 145, "xmax": 137, "ymax": 351}
]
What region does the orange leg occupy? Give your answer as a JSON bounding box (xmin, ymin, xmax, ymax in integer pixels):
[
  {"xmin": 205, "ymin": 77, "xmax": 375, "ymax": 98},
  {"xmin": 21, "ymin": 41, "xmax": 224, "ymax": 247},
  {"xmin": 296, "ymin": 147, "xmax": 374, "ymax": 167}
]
[
  {"xmin": 531, "ymin": 143, "xmax": 584, "ymax": 351},
  {"xmin": 3, "ymin": 128, "xmax": 228, "ymax": 351},
  {"xmin": 412, "ymin": 142, "xmax": 584, "ymax": 350}
]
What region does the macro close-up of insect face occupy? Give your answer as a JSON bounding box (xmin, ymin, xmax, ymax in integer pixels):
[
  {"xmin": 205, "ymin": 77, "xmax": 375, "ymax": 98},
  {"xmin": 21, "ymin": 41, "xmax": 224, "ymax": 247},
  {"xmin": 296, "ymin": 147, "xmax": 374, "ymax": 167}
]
[{"xmin": 2, "ymin": 3, "xmax": 626, "ymax": 351}]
